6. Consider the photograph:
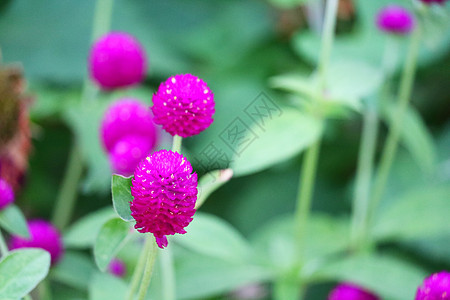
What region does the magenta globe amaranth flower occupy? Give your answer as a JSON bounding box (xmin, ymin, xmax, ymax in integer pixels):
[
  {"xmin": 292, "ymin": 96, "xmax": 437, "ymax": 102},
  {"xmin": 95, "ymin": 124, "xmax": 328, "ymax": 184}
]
[
  {"xmin": 0, "ymin": 178, "xmax": 14, "ymax": 210},
  {"xmin": 131, "ymin": 149, "xmax": 198, "ymax": 248},
  {"xmin": 151, "ymin": 74, "xmax": 215, "ymax": 137},
  {"xmin": 89, "ymin": 32, "xmax": 147, "ymax": 90},
  {"xmin": 10, "ymin": 219, "xmax": 64, "ymax": 265},
  {"xmin": 110, "ymin": 135, "xmax": 154, "ymax": 175},
  {"xmin": 100, "ymin": 98, "xmax": 157, "ymax": 176},
  {"xmin": 329, "ymin": 283, "xmax": 379, "ymax": 300},
  {"xmin": 376, "ymin": 5, "xmax": 415, "ymax": 35},
  {"xmin": 108, "ymin": 258, "xmax": 127, "ymax": 277},
  {"xmin": 415, "ymin": 271, "xmax": 450, "ymax": 299}
]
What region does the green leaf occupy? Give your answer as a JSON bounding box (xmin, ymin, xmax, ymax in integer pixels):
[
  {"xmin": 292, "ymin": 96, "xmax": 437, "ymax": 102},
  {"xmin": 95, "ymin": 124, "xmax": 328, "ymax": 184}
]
[
  {"xmin": 88, "ymin": 273, "xmax": 127, "ymax": 300},
  {"xmin": 381, "ymin": 103, "xmax": 436, "ymax": 173},
  {"xmin": 324, "ymin": 59, "xmax": 383, "ymax": 109},
  {"xmin": 251, "ymin": 214, "xmax": 349, "ymax": 272},
  {"xmin": 176, "ymin": 249, "xmax": 272, "ymax": 300},
  {"xmin": 196, "ymin": 169, "xmax": 233, "ymax": 209},
  {"xmin": 231, "ymin": 108, "xmax": 323, "ymax": 177},
  {"xmin": 269, "ymin": 73, "xmax": 316, "ymax": 99},
  {"xmin": 64, "ymin": 207, "xmax": 115, "ymax": 249},
  {"xmin": 315, "ymin": 254, "xmax": 427, "ymax": 300},
  {"xmin": 373, "ymin": 185, "xmax": 450, "ymax": 241},
  {"xmin": 94, "ymin": 218, "xmax": 130, "ymax": 271},
  {"xmin": 173, "ymin": 212, "xmax": 251, "ymax": 262},
  {"xmin": 111, "ymin": 175, "xmax": 134, "ymax": 222},
  {"xmin": 0, "ymin": 249, "xmax": 51, "ymax": 300},
  {"xmin": 0, "ymin": 205, "xmax": 30, "ymax": 238},
  {"xmin": 51, "ymin": 251, "xmax": 98, "ymax": 290},
  {"xmin": 267, "ymin": 0, "xmax": 308, "ymax": 9}
]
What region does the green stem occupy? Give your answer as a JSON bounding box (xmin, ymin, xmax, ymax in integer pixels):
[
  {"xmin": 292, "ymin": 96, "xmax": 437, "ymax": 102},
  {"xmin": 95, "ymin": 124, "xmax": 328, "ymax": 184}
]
[
  {"xmin": 51, "ymin": 0, "xmax": 114, "ymax": 230},
  {"xmin": 350, "ymin": 99, "xmax": 378, "ymax": 250},
  {"xmin": 295, "ymin": 139, "xmax": 321, "ymax": 243},
  {"xmin": 160, "ymin": 246, "xmax": 176, "ymax": 300},
  {"xmin": 350, "ymin": 36, "xmax": 398, "ymax": 251},
  {"xmin": 369, "ymin": 26, "xmax": 422, "ymax": 228},
  {"xmin": 172, "ymin": 135, "xmax": 182, "ymax": 153},
  {"xmin": 52, "ymin": 145, "xmax": 83, "ymax": 230},
  {"xmin": 317, "ymin": 0, "xmax": 339, "ymax": 92},
  {"xmin": 0, "ymin": 229, "xmax": 9, "ymax": 257},
  {"xmin": 136, "ymin": 236, "xmax": 158, "ymax": 300},
  {"xmin": 126, "ymin": 238, "xmax": 150, "ymax": 300}
]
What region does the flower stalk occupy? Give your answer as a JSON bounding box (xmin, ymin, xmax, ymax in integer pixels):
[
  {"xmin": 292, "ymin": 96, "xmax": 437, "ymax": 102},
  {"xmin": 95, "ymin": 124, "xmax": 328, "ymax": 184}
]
[{"xmin": 369, "ymin": 24, "xmax": 422, "ymax": 228}]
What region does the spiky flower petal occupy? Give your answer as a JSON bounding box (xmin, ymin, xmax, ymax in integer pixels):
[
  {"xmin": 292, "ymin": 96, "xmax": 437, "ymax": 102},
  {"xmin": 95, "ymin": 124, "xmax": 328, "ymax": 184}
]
[
  {"xmin": 151, "ymin": 74, "xmax": 215, "ymax": 137},
  {"xmin": 130, "ymin": 150, "xmax": 197, "ymax": 248}
]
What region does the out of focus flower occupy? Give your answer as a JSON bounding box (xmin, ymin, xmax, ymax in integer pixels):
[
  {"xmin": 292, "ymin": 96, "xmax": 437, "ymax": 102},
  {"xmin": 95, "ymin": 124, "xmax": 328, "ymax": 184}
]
[
  {"xmin": 152, "ymin": 74, "xmax": 215, "ymax": 138},
  {"xmin": 10, "ymin": 219, "xmax": 64, "ymax": 265},
  {"xmin": 108, "ymin": 258, "xmax": 127, "ymax": 277},
  {"xmin": 328, "ymin": 282, "xmax": 379, "ymax": 300},
  {"xmin": 420, "ymin": 0, "xmax": 447, "ymax": 4},
  {"xmin": 131, "ymin": 150, "xmax": 197, "ymax": 248},
  {"xmin": 0, "ymin": 178, "xmax": 14, "ymax": 210},
  {"xmin": 100, "ymin": 98, "xmax": 157, "ymax": 176},
  {"xmin": 376, "ymin": 5, "xmax": 415, "ymax": 35},
  {"xmin": 415, "ymin": 271, "xmax": 450, "ymax": 300},
  {"xmin": 89, "ymin": 32, "xmax": 147, "ymax": 90}
]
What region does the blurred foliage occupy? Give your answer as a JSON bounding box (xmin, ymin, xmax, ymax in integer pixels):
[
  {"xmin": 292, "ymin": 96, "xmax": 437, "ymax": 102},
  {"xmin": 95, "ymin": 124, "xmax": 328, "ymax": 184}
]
[{"xmin": 0, "ymin": 0, "xmax": 449, "ymax": 299}]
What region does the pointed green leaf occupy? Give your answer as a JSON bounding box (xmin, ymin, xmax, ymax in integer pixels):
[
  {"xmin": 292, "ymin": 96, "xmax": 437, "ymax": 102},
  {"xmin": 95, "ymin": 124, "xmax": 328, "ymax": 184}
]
[
  {"xmin": 373, "ymin": 185, "xmax": 450, "ymax": 241},
  {"xmin": 0, "ymin": 249, "xmax": 51, "ymax": 300},
  {"xmin": 173, "ymin": 212, "xmax": 250, "ymax": 262},
  {"xmin": 0, "ymin": 205, "xmax": 30, "ymax": 238},
  {"xmin": 51, "ymin": 251, "xmax": 98, "ymax": 290},
  {"xmin": 64, "ymin": 207, "xmax": 115, "ymax": 249},
  {"xmin": 111, "ymin": 175, "xmax": 134, "ymax": 222},
  {"xmin": 382, "ymin": 103, "xmax": 436, "ymax": 173},
  {"xmin": 315, "ymin": 254, "xmax": 427, "ymax": 300},
  {"xmin": 196, "ymin": 169, "xmax": 233, "ymax": 209},
  {"xmin": 231, "ymin": 108, "xmax": 323, "ymax": 177},
  {"xmin": 94, "ymin": 218, "xmax": 130, "ymax": 271}
]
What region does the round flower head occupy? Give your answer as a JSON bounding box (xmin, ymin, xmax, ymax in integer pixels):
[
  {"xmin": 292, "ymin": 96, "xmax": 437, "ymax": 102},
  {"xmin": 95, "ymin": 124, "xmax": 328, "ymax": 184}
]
[
  {"xmin": 329, "ymin": 283, "xmax": 379, "ymax": 300},
  {"xmin": 110, "ymin": 135, "xmax": 154, "ymax": 176},
  {"xmin": 131, "ymin": 149, "xmax": 198, "ymax": 248},
  {"xmin": 10, "ymin": 219, "xmax": 64, "ymax": 265},
  {"xmin": 89, "ymin": 32, "xmax": 147, "ymax": 90},
  {"xmin": 376, "ymin": 5, "xmax": 415, "ymax": 35},
  {"xmin": 415, "ymin": 271, "xmax": 450, "ymax": 299},
  {"xmin": 100, "ymin": 98, "xmax": 157, "ymax": 154},
  {"xmin": 108, "ymin": 258, "xmax": 127, "ymax": 277},
  {"xmin": 151, "ymin": 74, "xmax": 215, "ymax": 137},
  {"xmin": 0, "ymin": 178, "xmax": 14, "ymax": 210}
]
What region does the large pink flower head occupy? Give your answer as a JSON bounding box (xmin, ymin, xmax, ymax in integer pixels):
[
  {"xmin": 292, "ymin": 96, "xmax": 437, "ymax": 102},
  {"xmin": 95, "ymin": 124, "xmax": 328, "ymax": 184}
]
[
  {"xmin": 10, "ymin": 219, "xmax": 64, "ymax": 265},
  {"xmin": 0, "ymin": 178, "xmax": 14, "ymax": 210},
  {"xmin": 130, "ymin": 149, "xmax": 198, "ymax": 248},
  {"xmin": 376, "ymin": 5, "xmax": 415, "ymax": 35},
  {"xmin": 328, "ymin": 283, "xmax": 380, "ymax": 300},
  {"xmin": 100, "ymin": 98, "xmax": 157, "ymax": 176},
  {"xmin": 151, "ymin": 74, "xmax": 215, "ymax": 137},
  {"xmin": 89, "ymin": 32, "xmax": 147, "ymax": 90},
  {"xmin": 415, "ymin": 271, "xmax": 450, "ymax": 299}
]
